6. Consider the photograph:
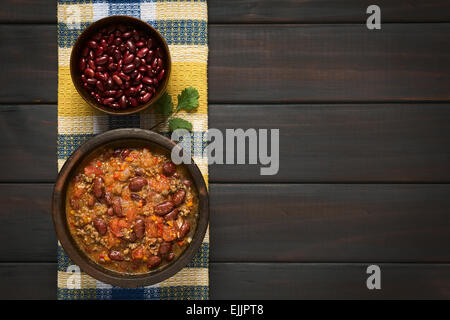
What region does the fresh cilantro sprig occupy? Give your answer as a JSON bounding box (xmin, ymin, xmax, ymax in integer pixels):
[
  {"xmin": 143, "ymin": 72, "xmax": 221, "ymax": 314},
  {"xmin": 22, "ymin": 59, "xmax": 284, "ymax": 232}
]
[{"xmin": 155, "ymin": 86, "xmax": 200, "ymax": 131}]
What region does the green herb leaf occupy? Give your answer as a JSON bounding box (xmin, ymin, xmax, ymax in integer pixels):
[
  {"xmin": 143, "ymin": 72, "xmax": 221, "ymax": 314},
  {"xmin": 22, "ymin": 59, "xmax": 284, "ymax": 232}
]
[
  {"xmin": 168, "ymin": 118, "xmax": 193, "ymax": 132},
  {"xmin": 176, "ymin": 86, "xmax": 200, "ymax": 112},
  {"xmin": 155, "ymin": 92, "xmax": 174, "ymax": 116}
]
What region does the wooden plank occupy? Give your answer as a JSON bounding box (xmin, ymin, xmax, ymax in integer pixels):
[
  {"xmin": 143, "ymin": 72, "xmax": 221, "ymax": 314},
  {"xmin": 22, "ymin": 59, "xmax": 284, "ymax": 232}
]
[
  {"xmin": 0, "ymin": 263, "xmax": 56, "ymax": 299},
  {"xmin": 3, "ymin": 24, "xmax": 450, "ymax": 103},
  {"xmin": 2, "ymin": 104, "xmax": 449, "ymax": 183},
  {"xmin": 0, "ymin": 262, "xmax": 448, "ymax": 299},
  {"xmin": 209, "ymin": 24, "xmax": 450, "ymax": 103},
  {"xmin": 0, "ymin": 26, "xmax": 57, "ymax": 103},
  {"xmin": 2, "ymin": 0, "xmax": 450, "ymax": 23},
  {"xmin": 1, "ymin": 183, "xmax": 450, "ymax": 263},
  {"xmin": 0, "ymin": 105, "xmax": 56, "ymax": 182},
  {"xmin": 209, "ymin": 104, "xmax": 450, "ymax": 182},
  {"xmin": 210, "ymin": 263, "xmax": 450, "ymax": 299},
  {"xmin": 0, "ymin": 184, "xmax": 56, "ymax": 262},
  {"xmin": 0, "ymin": 0, "xmax": 55, "ymax": 23},
  {"xmin": 209, "ymin": 0, "xmax": 450, "ymax": 23},
  {"xmin": 209, "ymin": 184, "xmax": 450, "ymax": 262}
]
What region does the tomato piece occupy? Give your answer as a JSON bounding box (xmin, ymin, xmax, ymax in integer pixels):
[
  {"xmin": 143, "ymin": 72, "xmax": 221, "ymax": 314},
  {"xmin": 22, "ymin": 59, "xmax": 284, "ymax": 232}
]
[
  {"xmin": 72, "ymin": 186, "xmax": 85, "ymax": 198},
  {"xmin": 162, "ymin": 224, "xmax": 177, "ymax": 242},
  {"xmin": 126, "ymin": 207, "xmax": 136, "ymax": 222},
  {"xmin": 109, "ymin": 218, "xmax": 128, "ymax": 237},
  {"xmin": 132, "ymin": 246, "xmax": 146, "ymax": 260},
  {"xmin": 145, "ymin": 218, "xmax": 159, "ymax": 238},
  {"xmin": 84, "ymin": 165, "xmax": 104, "ymax": 176}
]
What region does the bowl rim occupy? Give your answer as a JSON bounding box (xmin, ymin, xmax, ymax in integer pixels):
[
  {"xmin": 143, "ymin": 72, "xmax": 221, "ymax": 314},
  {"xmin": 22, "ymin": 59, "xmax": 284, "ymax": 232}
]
[
  {"xmin": 70, "ymin": 15, "xmax": 171, "ymax": 116},
  {"xmin": 52, "ymin": 128, "xmax": 209, "ymax": 288}
]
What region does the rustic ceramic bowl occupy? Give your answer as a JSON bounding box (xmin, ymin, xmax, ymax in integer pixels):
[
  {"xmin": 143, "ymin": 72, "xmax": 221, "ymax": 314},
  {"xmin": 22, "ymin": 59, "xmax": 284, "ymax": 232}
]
[
  {"xmin": 70, "ymin": 15, "xmax": 171, "ymax": 115},
  {"xmin": 52, "ymin": 129, "xmax": 208, "ymax": 288}
]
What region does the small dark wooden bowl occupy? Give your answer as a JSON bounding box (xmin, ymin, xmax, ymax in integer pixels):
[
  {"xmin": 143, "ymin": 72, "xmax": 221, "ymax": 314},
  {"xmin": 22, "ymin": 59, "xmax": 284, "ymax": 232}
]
[
  {"xmin": 70, "ymin": 16, "xmax": 171, "ymax": 115},
  {"xmin": 52, "ymin": 129, "xmax": 209, "ymax": 288}
]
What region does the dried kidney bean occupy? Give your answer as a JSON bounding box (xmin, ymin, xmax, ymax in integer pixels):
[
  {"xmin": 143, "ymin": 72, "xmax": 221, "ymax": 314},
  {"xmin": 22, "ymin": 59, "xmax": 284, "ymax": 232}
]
[{"xmin": 78, "ymin": 24, "xmax": 166, "ymax": 110}]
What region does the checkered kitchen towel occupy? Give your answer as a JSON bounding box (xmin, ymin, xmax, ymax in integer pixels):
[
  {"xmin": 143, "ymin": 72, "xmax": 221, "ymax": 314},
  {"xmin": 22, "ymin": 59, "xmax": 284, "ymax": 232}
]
[{"xmin": 57, "ymin": 0, "xmax": 208, "ymax": 299}]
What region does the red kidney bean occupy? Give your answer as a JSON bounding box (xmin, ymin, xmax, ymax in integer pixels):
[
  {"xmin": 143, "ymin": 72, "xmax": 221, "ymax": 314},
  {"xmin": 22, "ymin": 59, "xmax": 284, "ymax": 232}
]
[
  {"xmin": 95, "ymin": 55, "xmax": 108, "ymax": 65},
  {"xmin": 159, "ymin": 242, "xmax": 172, "ymax": 255},
  {"xmin": 147, "ymin": 38, "xmax": 154, "ymax": 48},
  {"xmin": 112, "ymin": 74, "xmax": 122, "ymax": 86},
  {"xmin": 142, "ymin": 76, "xmax": 153, "ymax": 86},
  {"xmin": 122, "ymin": 63, "xmax": 135, "ymax": 74},
  {"xmin": 120, "ymin": 149, "xmax": 130, "ymax": 159},
  {"xmin": 126, "ymin": 40, "xmax": 136, "ymax": 53},
  {"xmin": 79, "ymin": 58, "xmax": 86, "ymax": 72},
  {"xmin": 129, "ymin": 177, "xmax": 148, "ymax": 192},
  {"xmin": 178, "ymin": 221, "xmax": 190, "ymax": 239},
  {"xmin": 134, "ymin": 219, "xmax": 145, "ymax": 239},
  {"xmin": 104, "ymin": 90, "xmax": 116, "ymax": 97},
  {"xmin": 112, "ymin": 197, "xmax": 123, "ymax": 217},
  {"xmin": 139, "ymin": 92, "xmax": 152, "ymax": 103},
  {"xmin": 103, "ymin": 97, "xmax": 115, "ymax": 105},
  {"xmin": 134, "ymin": 73, "xmax": 143, "ymax": 83},
  {"xmin": 122, "ymin": 31, "xmax": 132, "ymax": 39},
  {"xmin": 119, "ymin": 95, "xmax": 127, "ymax": 108},
  {"xmin": 94, "ymin": 47, "xmax": 104, "ymax": 57},
  {"xmin": 96, "ymin": 80, "xmax": 105, "ymax": 91},
  {"xmin": 166, "ymin": 252, "xmax": 175, "ymax": 262},
  {"xmin": 115, "ymin": 89, "xmax": 124, "ymax": 99},
  {"xmin": 126, "ymin": 87, "xmax": 137, "ymax": 96},
  {"xmin": 88, "ymin": 59, "xmax": 96, "ymax": 70},
  {"xmin": 95, "ymin": 72, "xmax": 107, "ymax": 82},
  {"xmin": 164, "ymin": 208, "xmax": 179, "ymax": 221},
  {"xmin": 107, "ymin": 207, "xmax": 114, "ymax": 216},
  {"xmin": 147, "ymin": 255, "xmax": 162, "ymax": 269},
  {"xmin": 162, "ymin": 161, "xmax": 176, "ymax": 176},
  {"xmin": 138, "ymin": 65, "xmax": 147, "ymax": 73},
  {"xmin": 86, "ymin": 78, "xmax": 97, "ymax": 86},
  {"xmin": 93, "ymin": 177, "xmax": 104, "ymax": 198},
  {"xmin": 134, "ymin": 57, "xmax": 141, "ymax": 68},
  {"xmin": 137, "ymin": 47, "xmax": 149, "ymax": 58},
  {"xmin": 129, "ymin": 97, "xmax": 138, "ymax": 107},
  {"xmin": 157, "ymin": 69, "xmax": 165, "ymax": 82},
  {"xmin": 84, "ymin": 68, "xmax": 95, "ymax": 78},
  {"xmin": 136, "ymin": 41, "xmax": 145, "ymax": 48},
  {"xmin": 93, "ymin": 218, "xmax": 107, "ymax": 235},
  {"xmin": 107, "ymin": 63, "xmax": 117, "ymax": 72},
  {"xmin": 172, "ymin": 189, "xmax": 186, "ymax": 206},
  {"xmin": 154, "ymin": 201, "xmax": 174, "ymax": 216},
  {"xmin": 123, "ymin": 53, "xmax": 135, "ymax": 64},
  {"xmin": 88, "ymin": 40, "xmax": 97, "ymax": 49},
  {"xmin": 109, "ymin": 250, "xmax": 124, "ymax": 261}
]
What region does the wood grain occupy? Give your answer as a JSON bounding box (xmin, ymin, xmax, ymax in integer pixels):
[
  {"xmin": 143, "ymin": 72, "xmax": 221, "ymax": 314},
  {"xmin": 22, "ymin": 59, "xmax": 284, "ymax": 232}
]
[
  {"xmin": 2, "ymin": 104, "xmax": 450, "ymax": 183},
  {"xmin": 0, "ymin": 105, "xmax": 56, "ymax": 182},
  {"xmin": 0, "ymin": 184, "xmax": 56, "ymax": 262},
  {"xmin": 210, "ymin": 263, "xmax": 450, "ymax": 299},
  {"xmin": 2, "ymin": 0, "xmax": 450, "ymax": 23},
  {"xmin": 209, "ymin": 184, "xmax": 450, "ymax": 262},
  {"xmin": 0, "ymin": 26, "xmax": 57, "ymax": 103},
  {"xmin": 0, "ymin": 262, "xmax": 448, "ymax": 299},
  {"xmin": 209, "ymin": 0, "xmax": 450, "ymax": 23},
  {"xmin": 209, "ymin": 104, "xmax": 450, "ymax": 182},
  {"xmin": 1, "ymin": 183, "xmax": 450, "ymax": 263},
  {"xmin": 3, "ymin": 24, "xmax": 450, "ymax": 103},
  {"xmin": 0, "ymin": 263, "xmax": 56, "ymax": 300}
]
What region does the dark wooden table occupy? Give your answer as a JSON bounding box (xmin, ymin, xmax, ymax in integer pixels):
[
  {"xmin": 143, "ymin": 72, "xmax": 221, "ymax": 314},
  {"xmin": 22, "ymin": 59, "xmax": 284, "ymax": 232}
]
[{"xmin": 1, "ymin": 0, "xmax": 450, "ymax": 299}]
